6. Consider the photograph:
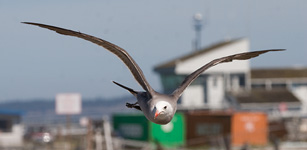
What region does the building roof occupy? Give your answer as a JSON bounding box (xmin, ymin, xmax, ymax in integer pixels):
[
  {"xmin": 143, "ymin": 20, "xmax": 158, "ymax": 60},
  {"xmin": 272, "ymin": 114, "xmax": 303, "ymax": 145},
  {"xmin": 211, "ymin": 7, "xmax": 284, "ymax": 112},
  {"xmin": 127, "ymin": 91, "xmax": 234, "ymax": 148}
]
[
  {"xmin": 154, "ymin": 38, "xmax": 244, "ymax": 71},
  {"xmin": 231, "ymin": 89, "xmax": 300, "ymax": 103},
  {"xmin": 251, "ymin": 68, "xmax": 307, "ymax": 79}
]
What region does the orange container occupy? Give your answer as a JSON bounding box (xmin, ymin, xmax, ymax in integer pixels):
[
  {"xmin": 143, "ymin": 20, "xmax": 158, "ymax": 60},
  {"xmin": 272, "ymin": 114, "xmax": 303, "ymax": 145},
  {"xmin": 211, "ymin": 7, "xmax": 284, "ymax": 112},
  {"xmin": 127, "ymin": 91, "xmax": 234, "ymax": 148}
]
[{"xmin": 231, "ymin": 112, "xmax": 268, "ymax": 146}]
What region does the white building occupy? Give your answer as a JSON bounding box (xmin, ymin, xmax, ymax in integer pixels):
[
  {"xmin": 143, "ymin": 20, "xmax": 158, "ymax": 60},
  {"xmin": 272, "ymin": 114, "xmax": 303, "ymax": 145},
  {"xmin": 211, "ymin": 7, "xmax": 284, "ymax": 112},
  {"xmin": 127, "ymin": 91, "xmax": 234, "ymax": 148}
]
[
  {"xmin": 249, "ymin": 68, "xmax": 307, "ymax": 115},
  {"xmin": 0, "ymin": 110, "xmax": 24, "ymax": 148},
  {"xmin": 154, "ymin": 38, "xmax": 306, "ymax": 116},
  {"xmin": 154, "ymin": 38, "xmax": 250, "ymax": 109}
]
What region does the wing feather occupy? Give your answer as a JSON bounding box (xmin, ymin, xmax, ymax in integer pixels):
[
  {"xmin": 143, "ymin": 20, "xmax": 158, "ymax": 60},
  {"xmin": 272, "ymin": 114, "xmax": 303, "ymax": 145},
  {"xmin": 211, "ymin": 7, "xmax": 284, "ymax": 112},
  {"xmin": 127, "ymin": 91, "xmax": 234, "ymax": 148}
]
[
  {"xmin": 172, "ymin": 49, "xmax": 285, "ymax": 99},
  {"xmin": 22, "ymin": 22, "xmax": 155, "ymax": 95}
]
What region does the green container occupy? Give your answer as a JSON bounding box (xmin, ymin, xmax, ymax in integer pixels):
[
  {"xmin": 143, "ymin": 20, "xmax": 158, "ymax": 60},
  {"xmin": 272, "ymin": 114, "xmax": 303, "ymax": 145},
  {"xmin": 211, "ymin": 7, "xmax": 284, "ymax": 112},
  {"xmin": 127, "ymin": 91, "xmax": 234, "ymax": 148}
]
[
  {"xmin": 150, "ymin": 113, "xmax": 185, "ymax": 147},
  {"xmin": 113, "ymin": 114, "xmax": 149, "ymax": 141},
  {"xmin": 113, "ymin": 113, "xmax": 185, "ymax": 147}
]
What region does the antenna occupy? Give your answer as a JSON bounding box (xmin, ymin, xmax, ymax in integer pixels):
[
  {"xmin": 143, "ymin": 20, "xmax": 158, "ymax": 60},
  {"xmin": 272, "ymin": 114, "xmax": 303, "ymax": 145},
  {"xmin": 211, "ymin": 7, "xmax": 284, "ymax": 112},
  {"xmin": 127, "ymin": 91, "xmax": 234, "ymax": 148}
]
[{"xmin": 193, "ymin": 13, "xmax": 203, "ymax": 51}]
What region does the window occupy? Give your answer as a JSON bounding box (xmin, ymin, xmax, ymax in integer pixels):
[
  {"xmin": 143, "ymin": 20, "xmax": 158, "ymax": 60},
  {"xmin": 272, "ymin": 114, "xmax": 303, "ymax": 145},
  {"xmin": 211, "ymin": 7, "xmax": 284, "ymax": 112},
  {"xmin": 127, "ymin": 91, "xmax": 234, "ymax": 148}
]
[
  {"xmin": 252, "ymin": 84, "xmax": 266, "ymax": 89},
  {"xmin": 212, "ymin": 76, "xmax": 218, "ymax": 87},
  {"xmin": 0, "ymin": 119, "xmax": 12, "ymax": 132},
  {"xmin": 272, "ymin": 83, "xmax": 287, "ymax": 89},
  {"xmin": 230, "ymin": 74, "xmax": 246, "ymax": 87}
]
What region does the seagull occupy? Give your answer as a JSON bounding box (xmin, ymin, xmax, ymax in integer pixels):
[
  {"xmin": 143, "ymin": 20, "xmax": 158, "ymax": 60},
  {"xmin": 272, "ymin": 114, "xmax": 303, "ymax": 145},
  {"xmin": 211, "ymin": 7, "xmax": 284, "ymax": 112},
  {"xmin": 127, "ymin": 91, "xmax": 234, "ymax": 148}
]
[{"xmin": 22, "ymin": 22, "xmax": 284, "ymax": 125}]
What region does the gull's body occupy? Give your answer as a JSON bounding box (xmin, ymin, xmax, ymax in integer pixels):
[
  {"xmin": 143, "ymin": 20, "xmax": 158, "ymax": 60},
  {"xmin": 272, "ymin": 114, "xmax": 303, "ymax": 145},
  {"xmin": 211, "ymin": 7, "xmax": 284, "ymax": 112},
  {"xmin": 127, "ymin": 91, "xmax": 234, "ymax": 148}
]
[{"xmin": 23, "ymin": 22, "xmax": 284, "ymax": 125}]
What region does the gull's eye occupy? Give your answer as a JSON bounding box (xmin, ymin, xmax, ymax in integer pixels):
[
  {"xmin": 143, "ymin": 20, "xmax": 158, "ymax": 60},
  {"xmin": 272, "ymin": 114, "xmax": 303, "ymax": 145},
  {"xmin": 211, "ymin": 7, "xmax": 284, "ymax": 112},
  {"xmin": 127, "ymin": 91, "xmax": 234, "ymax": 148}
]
[{"xmin": 164, "ymin": 106, "xmax": 167, "ymax": 109}]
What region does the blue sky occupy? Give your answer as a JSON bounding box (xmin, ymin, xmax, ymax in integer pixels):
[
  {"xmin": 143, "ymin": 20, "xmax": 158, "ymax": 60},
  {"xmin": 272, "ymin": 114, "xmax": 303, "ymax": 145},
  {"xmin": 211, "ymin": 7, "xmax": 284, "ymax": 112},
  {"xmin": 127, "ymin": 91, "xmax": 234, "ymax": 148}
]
[{"xmin": 0, "ymin": 0, "xmax": 306, "ymax": 101}]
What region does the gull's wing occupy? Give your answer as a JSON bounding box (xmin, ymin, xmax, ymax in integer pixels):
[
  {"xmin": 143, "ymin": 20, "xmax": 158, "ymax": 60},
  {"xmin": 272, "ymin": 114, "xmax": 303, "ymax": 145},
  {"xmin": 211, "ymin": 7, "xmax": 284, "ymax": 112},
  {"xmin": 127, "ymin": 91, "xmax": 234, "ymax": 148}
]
[
  {"xmin": 22, "ymin": 22, "xmax": 155, "ymax": 95},
  {"xmin": 171, "ymin": 49, "xmax": 285, "ymax": 99}
]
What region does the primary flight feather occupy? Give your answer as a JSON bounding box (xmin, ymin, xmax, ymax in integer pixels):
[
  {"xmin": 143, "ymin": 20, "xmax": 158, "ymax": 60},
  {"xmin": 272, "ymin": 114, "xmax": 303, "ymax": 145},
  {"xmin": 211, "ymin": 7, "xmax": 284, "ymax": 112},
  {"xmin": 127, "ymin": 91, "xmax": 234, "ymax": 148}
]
[{"xmin": 22, "ymin": 22, "xmax": 284, "ymax": 124}]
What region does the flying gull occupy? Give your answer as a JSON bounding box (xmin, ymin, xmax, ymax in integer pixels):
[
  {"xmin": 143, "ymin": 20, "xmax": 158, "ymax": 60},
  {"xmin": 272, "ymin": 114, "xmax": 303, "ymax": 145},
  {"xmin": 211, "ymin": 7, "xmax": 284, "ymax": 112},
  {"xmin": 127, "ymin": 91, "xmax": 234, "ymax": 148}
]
[{"xmin": 22, "ymin": 22, "xmax": 284, "ymax": 124}]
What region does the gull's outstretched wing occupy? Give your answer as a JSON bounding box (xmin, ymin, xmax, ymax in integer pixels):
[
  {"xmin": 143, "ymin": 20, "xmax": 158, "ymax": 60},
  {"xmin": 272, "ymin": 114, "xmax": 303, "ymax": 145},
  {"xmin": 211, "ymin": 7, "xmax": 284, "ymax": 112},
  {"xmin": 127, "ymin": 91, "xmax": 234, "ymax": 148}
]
[
  {"xmin": 171, "ymin": 49, "xmax": 285, "ymax": 99},
  {"xmin": 22, "ymin": 22, "xmax": 155, "ymax": 95}
]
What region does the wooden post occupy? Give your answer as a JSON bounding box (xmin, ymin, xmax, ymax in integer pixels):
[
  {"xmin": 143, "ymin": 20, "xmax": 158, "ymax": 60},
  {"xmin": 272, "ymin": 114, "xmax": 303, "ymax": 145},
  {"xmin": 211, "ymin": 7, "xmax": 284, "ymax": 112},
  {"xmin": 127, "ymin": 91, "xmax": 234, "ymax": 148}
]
[
  {"xmin": 66, "ymin": 115, "xmax": 71, "ymax": 150},
  {"xmin": 87, "ymin": 119, "xmax": 92, "ymax": 150}
]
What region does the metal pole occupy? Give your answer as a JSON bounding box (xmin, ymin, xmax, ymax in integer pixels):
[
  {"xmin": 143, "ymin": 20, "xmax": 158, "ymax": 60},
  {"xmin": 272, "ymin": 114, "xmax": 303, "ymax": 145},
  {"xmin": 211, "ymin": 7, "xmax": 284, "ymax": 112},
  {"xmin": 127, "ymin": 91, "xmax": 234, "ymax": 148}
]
[{"xmin": 193, "ymin": 13, "xmax": 203, "ymax": 51}]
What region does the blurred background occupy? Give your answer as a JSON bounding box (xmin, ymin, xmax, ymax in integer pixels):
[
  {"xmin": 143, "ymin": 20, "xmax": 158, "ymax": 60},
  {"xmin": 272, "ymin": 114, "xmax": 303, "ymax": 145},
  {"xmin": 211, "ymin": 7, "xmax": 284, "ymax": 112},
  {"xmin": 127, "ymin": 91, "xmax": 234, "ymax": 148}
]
[{"xmin": 0, "ymin": 0, "xmax": 307, "ymax": 149}]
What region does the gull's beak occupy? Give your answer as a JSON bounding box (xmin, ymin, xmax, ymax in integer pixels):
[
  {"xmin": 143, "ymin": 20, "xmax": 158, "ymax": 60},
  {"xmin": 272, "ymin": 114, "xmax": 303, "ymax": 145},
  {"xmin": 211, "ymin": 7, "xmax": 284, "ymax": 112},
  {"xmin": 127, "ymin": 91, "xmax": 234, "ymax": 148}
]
[{"xmin": 154, "ymin": 111, "xmax": 161, "ymax": 119}]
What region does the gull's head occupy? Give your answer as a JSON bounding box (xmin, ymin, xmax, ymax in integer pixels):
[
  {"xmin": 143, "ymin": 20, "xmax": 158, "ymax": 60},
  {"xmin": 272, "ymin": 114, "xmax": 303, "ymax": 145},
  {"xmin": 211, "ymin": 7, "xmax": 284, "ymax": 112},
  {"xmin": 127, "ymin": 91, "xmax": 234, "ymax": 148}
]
[{"xmin": 153, "ymin": 101, "xmax": 173, "ymax": 124}]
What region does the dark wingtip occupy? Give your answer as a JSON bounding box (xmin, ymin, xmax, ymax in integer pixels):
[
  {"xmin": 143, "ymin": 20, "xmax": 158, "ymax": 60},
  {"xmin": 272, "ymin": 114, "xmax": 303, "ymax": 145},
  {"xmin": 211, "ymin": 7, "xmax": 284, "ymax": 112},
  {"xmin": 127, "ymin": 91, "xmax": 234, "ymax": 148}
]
[
  {"xmin": 21, "ymin": 22, "xmax": 45, "ymax": 26},
  {"xmin": 21, "ymin": 22, "xmax": 43, "ymax": 27},
  {"xmin": 112, "ymin": 81, "xmax": 120, "ymax": 87},
  {"xmin": 112, "ymin": 81, "xmax": 138, "ymax": 96},
  {"xmin": 253, "ymin": 49, "xmax": 285, "ymax": 55},
  {"xmin": 112, "ymin": 81, "xmax": 121, "ymax": 86},
  {"xmin": 21, "ymin": 22, "xmax": 33, "ymax": 25},
  {"xmin": 264, "ymin": 49, "xmax": 286, "ymax": 54},
  {"xmin": 271, "ymin": 49, "xmax": 286, "ymax": 51}
]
